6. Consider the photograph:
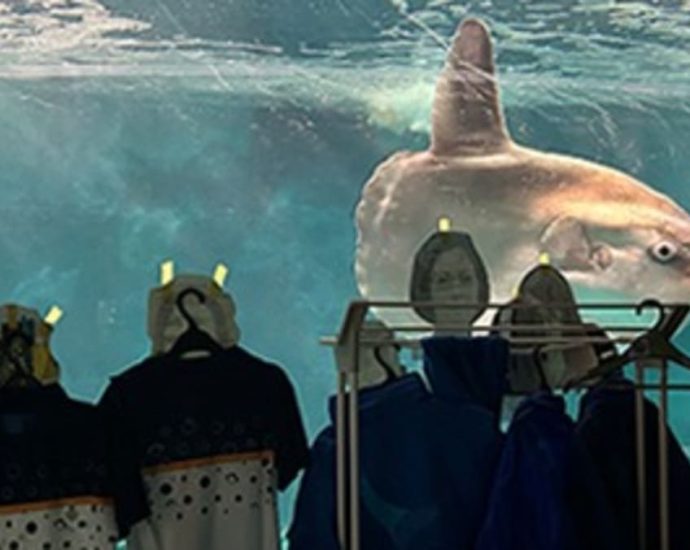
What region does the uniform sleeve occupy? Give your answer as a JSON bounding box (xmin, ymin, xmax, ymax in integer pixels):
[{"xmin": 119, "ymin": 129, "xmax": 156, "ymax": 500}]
[
  {"xmin": 98, "ymin": 381, "xmax": 151, "ymax": 537},
  {"xmin": 287, "ymin": 429, "xmax": 340, "ymax": 550},
  {"xmin": 274, "ymin": 370, "xmax": 310, "ymax": 491}
]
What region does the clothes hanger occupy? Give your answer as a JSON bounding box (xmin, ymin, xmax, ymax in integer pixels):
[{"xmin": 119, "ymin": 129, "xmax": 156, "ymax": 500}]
[
  {"xmin": 571, "ymin": 299, "xmax": 690, "ymax": 386},
  {"xmin": 373, "ymin": 343, "xmax": 403, "ymax": 384},
  {"xmin": 168, "ymin": 288, "xmax": 223, "ymax": 359},
  {"xmin": 532, "ymin": 345, "xmax": 552, "ymax": 392}
]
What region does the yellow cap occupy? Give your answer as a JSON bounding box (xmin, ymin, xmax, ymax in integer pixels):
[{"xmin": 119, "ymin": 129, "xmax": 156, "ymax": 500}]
[
  {"xmin": 213, "ymin": 263, "xmax": 229, "ymax": 288},
  {"xmin": 44, "ymin": 306, "xmax": 64, "ymax": 326},
  {"xmin": 438, "ymin": 217, "xmax": 452, "ymax": 233},
  {"xmin": 160, "ymin": 260, "xmax": 175, "ymax": 285},
  {"xmin": 539, "ymin": 252, "xmax": 551, "ymax": 266}
]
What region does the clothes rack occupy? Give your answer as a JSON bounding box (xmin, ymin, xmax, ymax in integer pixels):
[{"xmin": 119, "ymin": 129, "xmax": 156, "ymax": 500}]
[{"xmin": 321, "ymin": 299, "xmax": 690, "ymax": 550}]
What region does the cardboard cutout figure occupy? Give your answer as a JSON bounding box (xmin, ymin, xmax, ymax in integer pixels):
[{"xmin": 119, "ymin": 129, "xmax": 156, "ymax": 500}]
[
  {"xmin": 497, "ymin": 264, "xmax": 598, "ymax": 391},
  {"xmin": 148, "ymin": 273, "xmax": 240, "ymax": 356},
  {"xmin": 410, "ymin": 230, "xmax": 490, "ymax": 334},
  {"xmin": 0, "ymin": 304, "xmax": 59, "ymax": 388}
]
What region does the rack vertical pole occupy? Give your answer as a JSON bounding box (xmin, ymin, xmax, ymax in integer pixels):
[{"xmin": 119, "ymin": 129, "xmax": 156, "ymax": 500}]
[
  {"xmin": 333, "ymin": 302, "xmax": 367, "ymax": 550},
  {"xmin": 635, "ymin": 360, "xmax": 647, "ymax": 550},
  {"xmin": 658, "ymin": 359, "xmax": 670, "ymax": 550},
  {"xmin": 336, "ymin": 370, "xmax": 347, "ymax": 549},
  {"xmin": 348, "ymin": 344, "xmax": 361, "ymax": 550}
]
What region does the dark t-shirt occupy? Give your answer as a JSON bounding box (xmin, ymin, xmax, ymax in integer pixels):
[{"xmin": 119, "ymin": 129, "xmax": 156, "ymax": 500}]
[
  {"xmin": 99, "ymin": 345, "xmax": 309, "ymax": 550},
  {"xmin": 0, "ymin": 385, "xmax": 120, "ymax": 548}
]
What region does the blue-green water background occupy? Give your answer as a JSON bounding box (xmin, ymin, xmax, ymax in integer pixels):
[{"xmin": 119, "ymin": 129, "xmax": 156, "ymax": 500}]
[{"xmin": 3, "ymin": 0, "xmax": 690, "ymax": 531}]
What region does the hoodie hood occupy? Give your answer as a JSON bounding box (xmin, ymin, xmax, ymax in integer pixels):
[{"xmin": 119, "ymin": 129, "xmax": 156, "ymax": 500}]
[
  {"xmin": 422, "ymin": 336, "xmax": 508, "ymax": 415},
  {"xmin": 512, "ymin": 390, "xmax": 567, "ymax": 425},
  {"xmin": 578, "ymin": 372, "xmax": 632, "ymax": 422}
]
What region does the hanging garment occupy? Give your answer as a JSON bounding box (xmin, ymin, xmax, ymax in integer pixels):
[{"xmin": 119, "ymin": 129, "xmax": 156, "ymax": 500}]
[
  {"xmin": 475, "ymin": 391, "xmax": 620, "ymax": 550},
  {"xmin": 577, "ymin": 375, "xmax": 690, "ymax": 550},
  {"xmin": 0, "ymin": 385, "xmax": 124, "ymax": 549},
  {"xmin": 288, "ymin": 336, "xmax": 508, "ymax": 550},
  {"xmin": 99, "ymin": 346, "xmax": 309, "ymax": 550}
]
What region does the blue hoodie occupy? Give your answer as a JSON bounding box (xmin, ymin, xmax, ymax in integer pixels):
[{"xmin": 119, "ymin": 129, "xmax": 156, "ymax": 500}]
[
  {"xmin": 475, "ymin": 392, "xmax": 620, "ymax": 550},
  {"xmin": 288, "ymin": 336, "xmax": 508, "ymax": 550},
  {"xmin": 577, "ymin": 375, "xmax": 690, "ymax": 550}
]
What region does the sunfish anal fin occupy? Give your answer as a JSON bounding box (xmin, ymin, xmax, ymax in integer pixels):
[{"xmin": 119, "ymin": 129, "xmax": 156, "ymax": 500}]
[{"xmin": 431, "ymin": 18, "xmax": 510, "ymax": 155}]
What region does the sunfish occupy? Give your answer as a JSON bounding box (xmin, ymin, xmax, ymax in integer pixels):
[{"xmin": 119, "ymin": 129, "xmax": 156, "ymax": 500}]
[{"xmin": 355, "ymin": 18, "xmax": 690, "ymax": 326}]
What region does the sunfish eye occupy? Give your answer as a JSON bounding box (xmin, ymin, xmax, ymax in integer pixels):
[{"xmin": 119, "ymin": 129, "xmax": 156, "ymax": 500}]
[{"xmin": 650, "ymin": 241, "xmax": 679, "ymax": 263}]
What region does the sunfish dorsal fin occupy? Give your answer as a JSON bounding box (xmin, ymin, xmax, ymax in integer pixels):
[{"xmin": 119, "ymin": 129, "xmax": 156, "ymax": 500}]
[{"xmin": 431, "ymin": 18, "xmax": 510, "ymax": 155}]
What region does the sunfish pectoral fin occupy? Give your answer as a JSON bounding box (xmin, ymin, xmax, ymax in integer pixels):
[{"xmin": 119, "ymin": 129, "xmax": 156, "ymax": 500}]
[
  {"xmin": 540, "ymin": 216, "xmax": 613, "ymax": 271},
  {"xmin": 431, "ymin": 18, "xmax": 510, "ymax": 155}
]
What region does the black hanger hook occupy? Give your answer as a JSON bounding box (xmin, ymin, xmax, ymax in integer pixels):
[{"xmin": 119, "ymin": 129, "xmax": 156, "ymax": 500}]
[
  {"xmin": 532, "ymin": 345, "xmax": 551, "ymax": 391},
  {"xmin": 373, "ymin": 344, "xmax": 401, "ymax": 383},
  {"xmin": 176, "ymin": 288, "xmax": 206, "ymax": 331},
  {"xmin": 636, "ymin": 299, "xmax": 665, "ymax": 331}
]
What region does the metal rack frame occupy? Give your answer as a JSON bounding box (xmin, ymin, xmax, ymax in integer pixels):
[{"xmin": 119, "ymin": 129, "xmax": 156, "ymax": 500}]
[{"xmin": 320, "ymin": 299, "xmax": 690, "ymax": 550}]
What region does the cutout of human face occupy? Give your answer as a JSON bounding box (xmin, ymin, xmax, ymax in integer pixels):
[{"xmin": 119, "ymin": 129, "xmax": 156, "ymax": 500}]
[
  {"xmin": 430, "ymin": 248, "xmax": 480, "ymax": 301},
  {"xmin": 429, "ymin": 247, "xmax": 484, "ymax": 328}
]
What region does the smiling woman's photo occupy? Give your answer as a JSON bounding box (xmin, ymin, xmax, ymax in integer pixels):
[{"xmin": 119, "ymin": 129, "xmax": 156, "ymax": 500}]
[{"xmin": 409, "ymin": 228, "xmax": 490, "ymax": 332}]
